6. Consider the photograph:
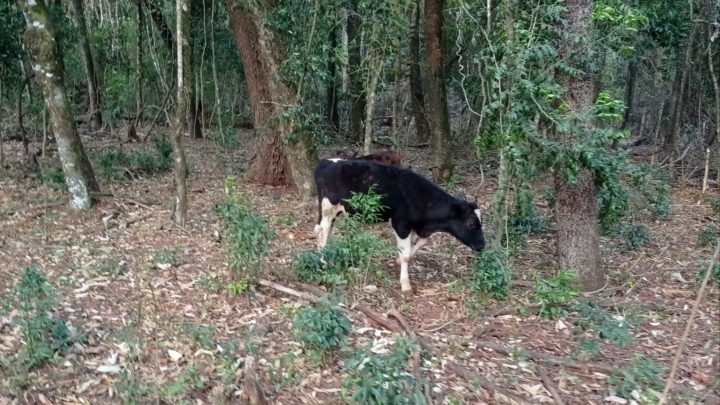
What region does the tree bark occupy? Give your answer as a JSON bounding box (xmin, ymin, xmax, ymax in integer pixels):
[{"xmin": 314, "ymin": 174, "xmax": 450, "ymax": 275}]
[
  {"xmin": 424, "ymin": 0, "xmax": 453, "ymax": 181},
  {"xmin": 347, "ymin": 0, "xmax": 365, "ymax": 142},
  {"xmin": 188, "ymin": 0, "xmax": 203, "ymax": 139},
  {"xmin": 554, "ymin": 0, "xmax": 603, "ymax": 291},
  {"xmin": 21, "ymin": 0, "xmax": 99, "ymax": 210},
  {"xmin": 69, "ymin": 0, "xmax": 102, "ymax": 131},
  {"xmin": 325, "ymin": 20, "xmax": 339, "ymax": 131},
  {"xmin": 620, "ymin": 59, "xmax": 637, "ymax": 131},
  {"xmin": 136, "ymin": 0, "xmax": 144, "ymax": 117},
  {"xmin": 363, "ymin": 55, "xmax": 382, "ymax": 155},
  {"xmin": 144, "ymin": 0, "xmax": 174, "ymax": 51},
  {"xmin": 709, "ymin": 29, "xmax": 720, "ymax": 185},
  {"xmin": 665, "ymin": 24, "xmax": 696, "ymax": 179},
  {"xmin": 225, "ymin": 0, "xmax": 317, "ymax": 197},
  {"xmin": 173, "ymin": 0, "xmax": 190, "ymax": 225},
  {"xmin": 409, "ymin": 0, "xmax": 429, "ymax": 142}
]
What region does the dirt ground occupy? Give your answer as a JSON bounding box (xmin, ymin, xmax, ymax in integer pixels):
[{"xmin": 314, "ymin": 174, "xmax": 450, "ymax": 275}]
[{"xmin": 0, "ymin": 130, "xmax": 718, "ymax": 404}]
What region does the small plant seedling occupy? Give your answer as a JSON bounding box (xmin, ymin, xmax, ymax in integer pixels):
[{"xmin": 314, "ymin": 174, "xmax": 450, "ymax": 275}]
[
  {"xmin": 292, "ymin": 301, "xmax": 351, "ymax": 352},
  {"xmin": 534, "ymin": 270, "xmax": 578, "ymax": 318},
  {"xmin": 697, "ymin": 225, "xmax": 719, "ymax": 247},
  {"xmin": 152, "ymin": 248, "xmax": 184, "ymax": 269},
  {"xmin": 471, "ymin": 249, "xmax": 513, "ymax": 299},
  {"xmin": 621, "ymin": 223, "xmax": 651, "ymax": 250}
]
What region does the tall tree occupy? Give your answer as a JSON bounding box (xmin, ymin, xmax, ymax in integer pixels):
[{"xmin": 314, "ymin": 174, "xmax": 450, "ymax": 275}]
[
  {"xmin": 173, "ymin": 0, "xmax": 190, "ymax": 225},
  {"xmin": 69, "ymin": 0, "xmax": 102, "ymax": 131},
  {"xmin": 554, "ymin": 0, "xmax": 603, "ymax": 291},
  {"xmin": 325, "ymin": 16, "xmax": 339, "ymax": 131},
  {"xmin": 347, "ymin": 0, "xmax": 365, "ymax": 142},
  {"xmin": 424, "ymin": 0, "xmax": 453, "ymax": 181},
  {"xmin": 409, "ymin": 0, "xmax": 429, "ymax": 142},
  {"xmin": 225, "ymin": 0, "xmax": 318, "ymax": 197},
  {"xmin": 135, "ymin": 0, "xmax": 144, "ymax": 116},
  {"xmin": 21, "ymin": 0, "xmax": 99, "ymax": 210}
]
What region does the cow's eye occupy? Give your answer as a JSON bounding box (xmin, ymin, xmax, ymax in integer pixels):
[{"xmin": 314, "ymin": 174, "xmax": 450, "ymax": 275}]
[{"xmin": 468, "ymin": 220, "xmax": 478, "ymax": 229}]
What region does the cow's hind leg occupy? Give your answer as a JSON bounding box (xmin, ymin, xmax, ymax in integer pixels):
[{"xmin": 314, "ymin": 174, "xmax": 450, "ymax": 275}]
[
  {"xmin": 315, "ymin": 197, "xmax": 345, "ymax": 249},
  {"xmin": 394, "ymin": 231, "xmax": 413, "ymax": 292}
]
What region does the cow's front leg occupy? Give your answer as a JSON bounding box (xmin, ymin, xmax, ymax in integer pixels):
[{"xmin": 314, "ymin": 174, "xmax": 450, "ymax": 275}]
[{"xmin": 394, "ymin": 231, "xmax": 413, "ymax": 292}]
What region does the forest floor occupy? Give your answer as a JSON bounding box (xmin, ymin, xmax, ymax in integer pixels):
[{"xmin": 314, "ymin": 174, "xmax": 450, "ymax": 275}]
[{"xmin": 0, "ymin": 129, "xmax": 718, "ymax": 405}]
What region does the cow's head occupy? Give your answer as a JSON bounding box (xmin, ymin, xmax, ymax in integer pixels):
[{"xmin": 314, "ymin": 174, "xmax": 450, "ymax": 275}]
[{"xmin": 450, "ymin": 200, "xmax": 485, "ymax": 251}]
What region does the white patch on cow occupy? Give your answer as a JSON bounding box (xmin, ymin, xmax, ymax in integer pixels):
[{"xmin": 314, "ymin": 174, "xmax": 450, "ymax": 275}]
[
  {"xmin": 328, "ymin": 158, "xmax": 344, "ymax": 163},
  {"xmin": 474, "ymin": 208, "xmax": 482, "ymax": 224},
  {"xmin": 395, "ymin": 232, "xmax": 413, "ymax": 292},
  {"xmin": 316, "ymin": 197, "xmax": 345, "ymax": 248}
]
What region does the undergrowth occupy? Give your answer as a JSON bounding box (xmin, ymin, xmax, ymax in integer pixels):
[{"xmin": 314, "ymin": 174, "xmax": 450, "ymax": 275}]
[{"xmin": 215, "ymin": 176, "xmax": 274, "ymax": 294}]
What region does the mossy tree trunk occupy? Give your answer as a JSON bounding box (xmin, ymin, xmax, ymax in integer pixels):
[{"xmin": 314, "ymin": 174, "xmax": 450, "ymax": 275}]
[
  {"xmin": 21, "ymin": 0, "xmax": 99, "ymax": 210},
  {"xmin": 424, "ymin": 0, "xmax": 453, "ymax": 182},
  {"xmin": 554, "ymin": 0, "xmax": 603, "ymax": 292},
  {"xmin": 347, "ymin": 0, "xmax": 365, "ymax": 142},
  {"xmin": 226, "ymin": 0, "xmax": 317, "ymax": 198},
  {"xmin": 173, "ymin": 0, "xmax": 190, "ymax": 225}
]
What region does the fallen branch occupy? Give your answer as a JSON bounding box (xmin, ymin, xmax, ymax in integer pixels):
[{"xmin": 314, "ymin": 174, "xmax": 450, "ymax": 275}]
[
  {"xmin": 257, "ymin": 279, "xmax": 328, "ymax": 306},
  {"xmin": 351, "ymin": 302, "xmax": 401, "ymax": 331},
  {"xmin": 659, "ymin": 241, "xmax": 720, "ymax": 405},
  {"xmin": 0, "ymin": 198, "xmax": 65, "ymax": 216},
  {"xmin": 446, "ymin": 361, "xmax": 533, "ymax": 404},
  {"xmin": 242, "ymin": 356, "xmax": 268, "ymax": 405},
  {"xmin": 121, "ymin": 213, "xmax": 154, "ymax": 229},
  {"xmin": 538, "ymin": 366, "xmax": 565, "ymax": 405},
  {"xmin": 461, "ymin": 339, "xmax": 615, "ymax": 374}
]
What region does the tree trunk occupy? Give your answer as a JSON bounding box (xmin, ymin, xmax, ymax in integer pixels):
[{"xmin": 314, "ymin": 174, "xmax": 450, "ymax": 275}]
[
  {"xmin": 173, "ymin": 0, "xmax": 190, "ymax": 225},
  {"xmin": 620, "ymin": 59, "xmax": 637, "ymax": 130},
  {"xmin": 325, "ymin": 20, "xmax": 339, "ymax": 130},
  {"xmin": 225, "ymin": 0, "xmax": 317, "ymax": 197},
  {"xmin": 424, "ymin": 0, "xmax": 453, "ymax": 181},
  {"xmin": 22, "ymin": 0, "xmax": 99, "ymax": 210},
  {"xmin": 666, "ymin": 24, "xmax": 696, "ymax": 179},
  {"xmin": 188, "ymin": 0, "xmax": 203, "ymax": 139},
  {"xmin": 144, "ymin": 0, "xmax": 174, "ymax": 50},
  {"xmin": 363, "ymin": 56, "xmax": 382, "ymax": 155},
  {"xmin": 347, "ymin": 0, "xmax": 365, "ymax": 142},
  {"xmin": 136, "ymin": 0, "xmax": 143, "ymax": 117},
  {"xmin": 709, "ymin": 30, "xmax": 720, "ymax": 186},
  {"xmin": 69, "ymin": 0, "xmax": 102, "ymax": 131},
  {"xmin": 554, "ymin": 0, "xmax": 602, "ymax": 291},
  {"xmin": 409, "ymin": 0, "xmax": 429, "ymax": 142}
]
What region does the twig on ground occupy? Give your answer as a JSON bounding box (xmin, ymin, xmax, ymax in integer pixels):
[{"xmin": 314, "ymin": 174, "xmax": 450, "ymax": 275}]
[
  {"xmin": 659, "ymin": 241, "xmax": 720, "ymax": 405},
  {"xmin": 538, "ymin": 366, "xmax": 565, "ymax": 405}
]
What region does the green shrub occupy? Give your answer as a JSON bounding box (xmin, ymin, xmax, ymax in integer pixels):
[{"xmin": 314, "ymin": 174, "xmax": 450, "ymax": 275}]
[
  {"xmin": 607, "ymin": 354, "xmax": 664, "ymax": 400},
  {"xmin": 572, "ymin": 301, "xmax": 637, "ymax": 349},
  {"xmin": 696, "ymin": 261, "xmax": 720, "ymax": 289},
  {"xmin": 210, "ymin": 128, "xmax": 238, "ymax": 150},
  {"xmin": 709, "ymin": 196, "xmax": 720, "ymax": 217},
  {"xmin": 471, "ymin": 249, "xmax": 513, "ymax": 299},
  {"xmin": 294, "ymin": 187, "xmax": 394, "ymax": 286},
  {"xmin": 344, "ymin": 185, "xmax": 387, "ymax": 224},
  {"xmin": 152, "ymin": 248, "xmax": 184, "ymax": 268},
  {"xmin": 534, "ymin": 270, "xmax": 578, "ymax": 318},
  {"xmin": 97, "ymin": 148, "xmax": 130, "ymax": 179},
  {"xmin": 9, "ymin": 267, "xmax": 74, "ymax": 369},
  {"xmin": 342, "ymin": 336, "xmax": 424, "ymax": 404},
  {"xmin": 40, "ymin": 165, "xmax": 65, "ymax": 187},
  {"xmin": 621, "ymin": 223, "xmax": 651, "ymax": 250},
  {"xmin": 510, "ymin": 188, "xmax": 545, "ymax": 234},
  {"xmin": 648, "ymin": 183, "xmax": 671, "ymax": 219},
  {"xmin": 292, "ymin": 301, "xmax": 351, "ymax": 351},
  {"xmin": 151, "ymin": 136, "xmax": 173, "ymax": 171},
  {"xmin": 215, "ymin": 176, "xmax": 274, "ymax": 292},
  {"xmin": 697, "ymin": 225, "xmax": 719, "ymax": 247}
]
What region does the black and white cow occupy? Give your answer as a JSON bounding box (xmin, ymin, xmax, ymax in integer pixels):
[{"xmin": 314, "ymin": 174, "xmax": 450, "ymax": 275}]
[{"xmin": 314, "ymin": 158, "xmax": 485, "ymax": 292}]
